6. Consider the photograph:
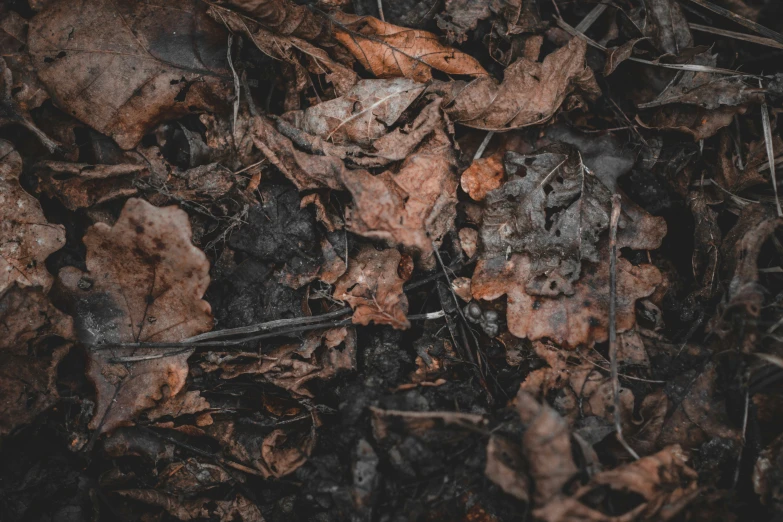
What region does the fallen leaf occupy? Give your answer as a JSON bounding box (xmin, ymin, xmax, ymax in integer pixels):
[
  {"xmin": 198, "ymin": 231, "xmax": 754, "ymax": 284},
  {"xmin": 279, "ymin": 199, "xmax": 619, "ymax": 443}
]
[
  {"xmin": 472, "ymin": 251, "xmax": 661, "ymax": 347},
  {"xmin": 754, "ymin": 432, "xmax": 783, "ymax": 507},
  {"xmin": 441, "ymin": 38, "xmax": 600, "ymax": 130},
  {"xmin": 484, "ymin": 434, "xmax": 529, "ymax": 502},
  {"xmin": 283, "ymin": 78, "xmax": 424, "ymax": 146},
  {"xmin": 28, "ymin": 0, "xmax": 231, "ymax": 149},
  {"xmin": 341, "ymin": 100, "xmax": 458, "ymax": 267},
  {"xmin": 217, "ymin": 0, "xmax": 329, "ymax": 41},
  {"xmin": 158, "ymin": 458, "xmax": 232, "ymax": 495},
  {"xmin": 334, "ymin": 14, "xmax": 488, "ymax": 82},
  {"xmin": 535, "ymin": 445, "xmax": 699, "ymax": 521},
  {"xmin": 117, "ymin": 490, "xmax": 264, "ymax": 522},
  {"xmin": 209, "ymin": 5, "xmax": 356, "ymax": 96},
  {"xmin": 370, "ymin": 407, "xmax": 487, "ymax": 441},
  {"xmin": 604, "ymin": 38, "xmax": 649, "ymax": 76},
  {"xmin": 0, "ymin": 284, "xmax": 73, "ymax": 436},
  {"xmin": 461, "ymin": 153, "xmax": 504, "ymax": 201},
  {"xmin": 479, "ymin": 144, "xmax": 665, "ymax": 297},
  {"xmin": 34, "ymin": 162, "xmax": 147, "ymax": 210},
  {"xmin": 202, "ymin": 327, "xmax": 356, "ymax": 397},
  {"xmin": 436, "ymin": 0, "xmax": 493, "ymax": 43},
  {"xmin": 333, "ymin": 245, "xmax": 411, "ymax": 329},
  {"xmin": 513, "ymin": 389, "xmax": 579, "ymax": 505},
  {"xmin": 641, "ymin": 0, "xmax": 693, "ymax": 55},
  {"xmin": 57, "ymin": 198, "xmax": 212, "ymax": 434},
  {"xmin": 145, "ymin": 391, "xmax": 211, "ymax": 422},
  {"xmin": 0, "ymin": 140, "xmax": 65, "ymax": 294}
]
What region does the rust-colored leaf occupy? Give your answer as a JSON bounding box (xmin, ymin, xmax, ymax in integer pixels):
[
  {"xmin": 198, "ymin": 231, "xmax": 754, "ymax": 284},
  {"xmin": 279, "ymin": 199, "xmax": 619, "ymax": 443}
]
[
  {"xmin": 333, "ymin": 246, "xmax": 411, "ymax": 329},
  {"xmin": 334, "ymin": 14, "xmax": 488, "ymax": 82},
  {"xmin": 0, "ymin": 140, "xmax": 65, "ymax": 294},
  {"xmin": 57, "ymin": 198, "xmax": 212, "ymax": 434}
]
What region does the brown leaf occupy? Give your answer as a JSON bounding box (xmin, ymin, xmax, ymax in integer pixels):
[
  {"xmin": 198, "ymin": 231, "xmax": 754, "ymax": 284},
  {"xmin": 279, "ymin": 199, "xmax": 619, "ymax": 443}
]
[
  {"xmin": 28, "ymin": 0, "xmax": 231, "ymax": 149},
  {"xmin": 484, "ymin": 434, "xmax": 529, "ymax": 502},
  {"xmin": 604, "ymin": 38, "xmax": 649, "ymax": 76},
  {"xmin": 203, "ymin": 327, "xmax": 356, "ymax": 397},
  {"xmin": 535, "ymin": 445, "xmax": 699, "ymax": 521},
  {"xmin": 34, "ymin": 162, "xmax": 147, "ymax": 210},
  {"xmin": 479, "ymin": 144, "xmax": 665, "ymax": 298},
  {"xmin": 370, "ymin": 407, "xmax": 487, "ymax": 441},
  {"xmin": 513, "ymin": 390, "xmax": 580, "ymax": 505},
  {"xmin": 436, "ymin": 0, "xmax": 493, "ymax": 44},
  {"xmin": 0, "ymin": 284, "xmax": 73, "ymax": 436},
  {"xmin": 461, "ymin": 153, "xmax": 504, "ymax": 201},
  {"xmin": 341, "ymin": 101, "xmax": 458, "ymax": 267},
  {"xmin": 334, "ymin": 14, "xmax": 488, "ymax": 82},
  {"xmin": 283, "ymin": 78, "xmax": 424, "ymax": 146},
  {"xmin": 333, "ymin": 246, "xmax": 411, "ymax": 329},
  {"xmin": 442, "ymin": 38, "xmax": 600, "ymax": 131},
  {"xmin": 158, "ymin": 458, "xmax": 232, "ymax": 495},
  {"xmin": 252, "ymin": 116, "xmax": 355, "ymax": 190},
  {"xmin": 145, "ymin": 391, "xmax": 211, "ymax": 422},
  {"xmin": 217, "ymin": 0, "xmax": 329, "ymax": 41},
  {"xmin": 57, "ymin": 198, "xmax": 212, "ymax": 434},
  {"xmin": 209, "ymin": 6, "xmax": 356, "ymax": 96},
  {"xmin": 0, "ymin": 140, "xmax": 65, "ymax": 294},
  {"xmin": 641, "ymin": 0, "xmax": 693, "ymax": 55},
  {"xmin": 473, "ymin": 251, "xmax": 661, "ymax": 347},
  {"xmin": 117, "ymin": 490, "xmax": 264, "ymax": 522}
]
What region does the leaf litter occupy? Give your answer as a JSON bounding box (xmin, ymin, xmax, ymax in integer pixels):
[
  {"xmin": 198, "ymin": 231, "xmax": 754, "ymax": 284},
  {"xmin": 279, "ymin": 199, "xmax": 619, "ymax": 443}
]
[{"xmin": 2, "ymin": 0, "xmax": 783, "ymax": 520}]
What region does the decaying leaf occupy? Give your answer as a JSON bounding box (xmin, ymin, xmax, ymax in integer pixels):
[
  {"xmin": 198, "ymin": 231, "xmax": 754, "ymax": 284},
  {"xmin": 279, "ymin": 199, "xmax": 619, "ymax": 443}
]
[
  {"xmin": 512, "ymin": 390, "xmax": 579, "ymax": 505},
  {"xmin": 370, "ymin": 407, "xmax": 488, "ymax": 441},
  {"xmin": 0, "ymin": 284, "xmax": 73, "ymax": 436},
  {"xmin": 341, "ymin": 101, "xmax": 458, "ymax": 267},
  {"xmin": 202, "ymin": 327, "xmax": 356, "ymax": 397},
  {"xmin": 158, "ymin": 458, "xmax": 232, "ymax": 495},
  {"xmin": 535, "ymin": 445, "xmax": 700, "ymax": 521},
  {"xmin": 473, "ymin": 251, "xmax": 661, "ymax": 347},
  {"xmin": 117, "ymin": 490, "xmax": 264, "ymax": 522},
  {"xmin": 28, "ymin": 0, "xmax": 231, "ymax": 149},
  {"xmin": 479, "ymin": 143, "xmax": 665, "ymax": 298},
  {"xmin": 0, "ymin": 140, "xmax": 65, "ymax": 294},
  {"xmin": 34, "ymin": 162, "xmax": 147, "ymax": 210},
  {"xmin": 333, "ymin": 246, "xmax": 411, "ymax": 329},
  {"xmin": 641, "ymin": 0, "xmax": 693, "ymax": 55},
  {"xmin": 57, "ymin": 198, "xmax": 212, "ymax": 434},
  {"xmin": 217, "ymin": 0, "xmax": 329, "ymax": 41},
  {"xmin": 461, "ymin": 153, "xmax": 504, "ymax": 201},
  {"xmin": 145, "ymin": 391, "xmax": 211, "ymax": 422},
  {"xmin": 334, "ymin": 14, "xmax": 488, "ymax": 82},
  {"xmin": 441, "ymin": 38, "xmax": 600, "ymax": 130},
  {"xmin": 283, "ymin": 78, "xmax": 424, "ymax": 146},
  {"xmin": 485, "ymin": 434, "xmax": 529, "ymax": 502},
  {"xmin": 209, "ymin": 5, "xmax": 356, "ymax": 96}
]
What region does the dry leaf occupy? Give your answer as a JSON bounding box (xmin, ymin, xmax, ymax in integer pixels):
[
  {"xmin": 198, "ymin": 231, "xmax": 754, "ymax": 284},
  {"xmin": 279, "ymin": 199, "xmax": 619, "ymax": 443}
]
[
  {"xmin": 0, "ymin": 284, "xmax": 73, "ymax": 436},
  {"xmin": 473, "ymin": 251, "xmax": 661, "ymax": 347},
  {"xmin": 341, "ymin": 101, "xmax": 458, "ymax": 267},
  {"xmin": 203, "ymin": 327, "xmax": 356, "ymax": 397},
  {"xmin": 117, "ymin": 490, "xmax": 264, "ymax": 522},
  {"xmin": 283, "ymin": 78, "xmax": 424, "ymax": 146},
  {"xmin": 145, "ymin": 391, "xmax": 211, "ymax": 422},
  {"xmin": 209, "ymin": 5, "xmax": 356, "ymax": 96},
  {"xmin": 442, "ymin": 38, "xmax": 600, "ymax": 130},
  {"xmin": 57, "ymin": 198, "xmax": 212, "ymax": 434},
  {"xmin": 461, "ymin": 153, "xmax": 504, "ymax": 201},
  {"xmin": 333, "ymin": 246, "xmax": 411, "ymax": 329},
  {"xmin": 641, "ymin": 0, "xmax": 693, "ymax": 55},
  {"xmin": 535, "ymin": 445, "xmax": 699, "ymax": 521},
  {"xmin": 334, "ymin": 14, "xmax": 488, "ymax": 82},
  {"xmin": 513, "ymin": 390, "xmax": 580, "ymax": 505},
  {"xmin": 0, "ymin": 140, "xmax": 65, "ymax": 294},
  {"xmin": 28, "ymin": 0, "xmax": 231, "ymax": 149},
  {"xmin": 217, "ymin": 0, "xmax": 329, "ymax": 41},
  {"xmin": 34, "ymin": 162, "xmax": 147, "ymax": 210},
  {"xmin": 484, "ymin": 434, "xmax": 529, "ymax": 502}
]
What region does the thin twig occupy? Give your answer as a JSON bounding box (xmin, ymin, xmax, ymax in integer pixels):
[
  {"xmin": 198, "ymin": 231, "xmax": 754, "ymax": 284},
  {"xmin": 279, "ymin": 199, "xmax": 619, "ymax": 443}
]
[
  {"xmin": 376, "ymin": 0, "xmax": 385, "ymax": 21},
  {"xmin": 684, "ymin": 0, "xmax": 783, "ymax": 45},
  {"xmin": 610, "ymin": 194, "xmax": 640, "ymax": 460},
  {"xmin": 733, "ymin": 390, "xmax": 750, "ymax": 488},
  {"xmin": 473, "ymin": 131, "xmax": 495, "ymax": 161},
  {"xmin": 760, "ymin": 87, "xmax": 783, "ymax": 217},
  {"xmin": 689, "ymin": 23, "xmax": 783, "ymax": 50},
  {"xmin": 575, "ymin": 3, "xmax": 607, "ymax": 33}
]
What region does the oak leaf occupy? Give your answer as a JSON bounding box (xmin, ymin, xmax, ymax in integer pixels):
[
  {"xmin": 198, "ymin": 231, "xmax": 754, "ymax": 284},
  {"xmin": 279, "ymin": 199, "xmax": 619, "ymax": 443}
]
[
  {"xmin": 472, "ymin": 251, "xmax": 661, "ymax": 347},
  {"xmin": 334, "ymin": 14, "xmax": 488, "ymax": 82},
  {"xmin": 442, "ymin": 37, "xmax": 600, "ymax": 130},
  {"xmin": 34, "ymin": 162, "xmax": 147, "ymax": 211},
  {"xmin": 28, "ymin": 0, "xmax": 231, "ymax": 149},
  {"xmin": 333, "ymin": 246, "xmax": 411, "ymax": 329},
  {"xmin": 0, "ymin": 140, "xmax": 65, "ymax": 294},
  {"xmin": 57, "ymin": 198, "xmax": 212, "ymax": 434}
]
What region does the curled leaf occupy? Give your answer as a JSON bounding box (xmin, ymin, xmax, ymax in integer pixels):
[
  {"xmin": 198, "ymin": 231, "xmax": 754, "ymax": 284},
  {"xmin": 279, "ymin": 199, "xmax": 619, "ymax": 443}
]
[{"xmin": 334, "ymin": 14, "xmax": 488, "ymax": 82}]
